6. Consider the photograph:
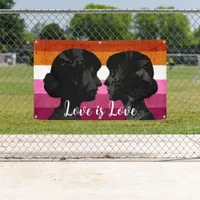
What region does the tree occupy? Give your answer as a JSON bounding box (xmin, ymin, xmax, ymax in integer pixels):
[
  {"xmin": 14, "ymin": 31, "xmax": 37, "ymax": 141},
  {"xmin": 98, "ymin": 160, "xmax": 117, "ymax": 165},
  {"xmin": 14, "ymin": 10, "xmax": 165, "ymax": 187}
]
[
  {"xmin": 31, "ymin": 22, "xmax": 45, "ymax": 37},
  {"xmin": 193, "ymin": 26, "xmax": 200, "ymax": 44},
  {"xmin": 133, "ymin": 10, "xmax": 159, "ymax": 40},
  {"xmin": 39, "ymin": 23, "xmax": 66, "ymax": 40},
  {"xmin": 70, "ymin": 4, "xmax": 134, "ymax": 40},
  {"xmin": 23, "ymin": 31, "xmax": 37, "ymax": 44},
  {"xmin": 0, "ymin": 0, "xmax": 26, "ymax": 52},
  {"xmin": 0, "ymin": 0, "xmax": 15, "ymax": 9},
  {"xmin": 133, "ymin": 6, "xmax": 194, "ymax": 47}
]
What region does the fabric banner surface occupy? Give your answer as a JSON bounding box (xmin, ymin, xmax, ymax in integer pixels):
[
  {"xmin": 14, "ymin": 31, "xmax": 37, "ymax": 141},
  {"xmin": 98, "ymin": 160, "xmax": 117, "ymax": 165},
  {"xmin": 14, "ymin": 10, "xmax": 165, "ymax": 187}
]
[{"xmin": 34, "ymin": 40, "xmax": 166, "ymax": 120}]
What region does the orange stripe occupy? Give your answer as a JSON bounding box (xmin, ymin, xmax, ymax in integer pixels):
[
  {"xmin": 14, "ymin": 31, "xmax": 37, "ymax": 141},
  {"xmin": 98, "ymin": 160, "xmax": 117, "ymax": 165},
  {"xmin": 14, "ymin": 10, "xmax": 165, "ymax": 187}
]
[
  {"xmin": 34, "ymin": 51, "xmax": 166, "ymax": 66},
  {"xmin": 34, "ymin": 40, "xmax": 167, "ymax": 52}
]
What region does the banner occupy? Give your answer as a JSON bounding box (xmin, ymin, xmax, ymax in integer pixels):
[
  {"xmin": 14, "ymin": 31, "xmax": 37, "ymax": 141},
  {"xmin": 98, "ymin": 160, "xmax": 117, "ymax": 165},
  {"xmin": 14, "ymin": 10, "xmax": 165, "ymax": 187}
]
[{"xmin": 34, "ymin": 40, "xmax": 166, "ymax": 120}]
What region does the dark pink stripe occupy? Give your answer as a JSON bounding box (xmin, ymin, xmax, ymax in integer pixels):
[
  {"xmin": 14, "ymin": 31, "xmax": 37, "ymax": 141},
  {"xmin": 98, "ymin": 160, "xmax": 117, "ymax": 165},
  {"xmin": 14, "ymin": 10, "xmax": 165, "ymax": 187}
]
[
  {"xmin": 34, "ymin": 80, "xmax": 166, "ymax": 94},
  {"xmin": 34, "ymin": 95, "xmax": 61, "ymax": 108},
  {"xmin": 34, "ymin": 94, "xmax": 166, "ymax": 108},
  {"xmin": 34, "ymin": 107, "xmax": 166, "ymax": 120}
]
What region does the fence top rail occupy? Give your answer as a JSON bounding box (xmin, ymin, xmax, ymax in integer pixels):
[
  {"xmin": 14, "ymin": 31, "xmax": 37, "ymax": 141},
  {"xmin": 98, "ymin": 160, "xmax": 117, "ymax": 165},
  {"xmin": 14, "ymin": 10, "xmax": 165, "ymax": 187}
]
[{"xmin": 0, "ymin": 9, "xmax": 200, "ymax": 14}]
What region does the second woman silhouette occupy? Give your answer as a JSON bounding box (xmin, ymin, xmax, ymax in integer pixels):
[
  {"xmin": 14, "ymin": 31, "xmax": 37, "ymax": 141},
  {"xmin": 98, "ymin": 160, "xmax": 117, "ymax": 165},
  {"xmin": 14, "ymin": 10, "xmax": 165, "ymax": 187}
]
[{"xmin": 104, "ymin": 51, "xmax": 158, "ymax": 120}]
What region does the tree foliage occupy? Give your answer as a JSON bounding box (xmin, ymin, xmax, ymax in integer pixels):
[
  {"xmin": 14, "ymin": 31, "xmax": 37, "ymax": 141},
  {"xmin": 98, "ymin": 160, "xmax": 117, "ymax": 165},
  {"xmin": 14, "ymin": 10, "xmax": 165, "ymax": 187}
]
[
  {"xmin": 133, "ymin": 6, "xmax": 194, "ymax": 46},
  {"xmin": 23, "ymin": 31, "xmax": 37, "ymax": 43},
  {"xmin": 31, "ymin": 22, "xmax": 45, "ymax": 37},
  {"xmin": 39, "ymin": 23, "xmax": 66, "ymax": 40},
  {"xmin": 70, "ymin": 4, "xmax": 134, "ymax": 40},
  {"xmin": 0, "ymin": 0, "xmax": 25, "ymax": 52},
  {"xmin": 193, "ymin": 26, "xmax": 200, "ymax": 44},
  {"xmin": 0, "ymin": 0, "xmax": 15, "ymax": 9}
]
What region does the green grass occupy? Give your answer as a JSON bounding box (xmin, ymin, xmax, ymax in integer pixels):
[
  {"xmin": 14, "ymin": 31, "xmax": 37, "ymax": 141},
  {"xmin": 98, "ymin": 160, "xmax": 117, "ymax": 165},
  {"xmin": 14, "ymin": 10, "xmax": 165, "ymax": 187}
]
[{"xmin": 0, "ymin": 65, "xmax": 200, "ymax": 134}]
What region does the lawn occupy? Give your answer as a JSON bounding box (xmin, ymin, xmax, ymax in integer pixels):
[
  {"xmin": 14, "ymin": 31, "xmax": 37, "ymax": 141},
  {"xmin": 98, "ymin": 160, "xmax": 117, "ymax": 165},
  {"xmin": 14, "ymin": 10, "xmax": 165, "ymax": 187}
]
[{"xmin": 0, "ymin": 65, "xmax": 200, "ymax": 134}]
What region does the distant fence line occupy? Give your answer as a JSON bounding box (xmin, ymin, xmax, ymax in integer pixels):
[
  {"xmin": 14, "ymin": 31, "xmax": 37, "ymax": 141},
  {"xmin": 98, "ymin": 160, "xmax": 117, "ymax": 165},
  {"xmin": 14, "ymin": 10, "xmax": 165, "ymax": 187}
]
[{"xmin": 1, "ymin": 9, "xmax": 200, "ymax": 14}]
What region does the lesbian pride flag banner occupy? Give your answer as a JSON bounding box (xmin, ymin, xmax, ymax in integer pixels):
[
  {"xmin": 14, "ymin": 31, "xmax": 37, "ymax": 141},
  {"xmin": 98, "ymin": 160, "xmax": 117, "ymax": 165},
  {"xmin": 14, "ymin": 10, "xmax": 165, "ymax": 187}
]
[{"xmin": 34, "ymin": 40, "xmax": 166, "ymax": 120}]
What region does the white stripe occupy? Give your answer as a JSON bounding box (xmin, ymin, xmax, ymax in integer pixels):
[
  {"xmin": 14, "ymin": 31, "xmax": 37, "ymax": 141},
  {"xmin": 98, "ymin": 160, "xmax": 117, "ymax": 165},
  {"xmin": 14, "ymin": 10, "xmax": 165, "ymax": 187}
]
[{"xmin": 34, "ymin": 65, "xmax": 166, "ymax": 80}]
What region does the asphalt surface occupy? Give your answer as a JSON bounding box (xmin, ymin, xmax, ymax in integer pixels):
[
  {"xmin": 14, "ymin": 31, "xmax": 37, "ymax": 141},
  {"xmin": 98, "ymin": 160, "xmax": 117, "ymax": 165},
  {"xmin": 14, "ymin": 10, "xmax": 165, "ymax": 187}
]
[{"xmin": 0, "ymin": 162, "xmax": 200, "ymax": 200}]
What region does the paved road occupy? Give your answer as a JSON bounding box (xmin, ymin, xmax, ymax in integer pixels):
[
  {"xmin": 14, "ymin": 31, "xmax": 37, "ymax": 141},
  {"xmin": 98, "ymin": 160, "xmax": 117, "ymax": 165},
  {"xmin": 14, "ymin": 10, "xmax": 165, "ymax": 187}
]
[{"xmin": 0, "ymin": 162, "xmax": 199, "ymax": 200}]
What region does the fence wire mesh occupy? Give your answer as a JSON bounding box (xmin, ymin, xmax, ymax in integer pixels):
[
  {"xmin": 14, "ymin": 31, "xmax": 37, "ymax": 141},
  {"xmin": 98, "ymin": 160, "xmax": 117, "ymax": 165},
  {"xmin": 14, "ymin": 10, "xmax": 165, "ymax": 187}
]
[{"xmin": 0, "ymin": 9, "xmax": 200, "ymax": 160}]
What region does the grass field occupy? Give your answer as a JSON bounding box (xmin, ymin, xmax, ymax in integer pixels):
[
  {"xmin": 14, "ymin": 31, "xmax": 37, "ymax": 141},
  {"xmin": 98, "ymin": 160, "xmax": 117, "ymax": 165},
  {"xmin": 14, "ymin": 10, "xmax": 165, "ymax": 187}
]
[{"xmin": 0, "ymin": 65, "xmax": 200, "ymax": 134}]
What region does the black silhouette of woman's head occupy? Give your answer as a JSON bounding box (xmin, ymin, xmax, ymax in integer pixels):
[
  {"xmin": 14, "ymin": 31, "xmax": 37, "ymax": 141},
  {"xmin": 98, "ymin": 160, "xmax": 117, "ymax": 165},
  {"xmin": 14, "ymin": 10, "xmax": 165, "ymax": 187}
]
[
  {"xmin": 104, "ymin": 51, "xmax": 158, "ymax": 103},
  {"xmin": 43, "ymin": 48, "xmax": 102, "ymax": 106}
]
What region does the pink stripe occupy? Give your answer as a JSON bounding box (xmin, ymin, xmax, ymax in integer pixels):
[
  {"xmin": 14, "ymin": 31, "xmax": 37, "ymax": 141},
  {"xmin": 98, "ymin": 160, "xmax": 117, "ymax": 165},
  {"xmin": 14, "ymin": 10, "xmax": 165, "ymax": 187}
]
[
  {"xmin": 98, "ymin": 81, "xmax": 107, "ymax": 94},
  {"xmin": 34, "ymin": 94, "xmax": 166, "ymax": 108},
  {"xmin": 34, "ymin": 107, "xmax": 166, "ymax": 120},
  {"xmin": 145, "ymin": 94, "xmax": 166, "ymax": 108},
  {"xmin": 155, "ymin": 80, "xmax": 166, "ymax": 94},
  {"xmin": 34, "ymin": 80, "xmax": 166, "ymax": 94},
  {"xmin": 34, "ymin": 95, "xmax": 60, "ymax": 108},
  {"xmin": 34, "ymin": 80, "xmax": 45, "ymax": 94}
]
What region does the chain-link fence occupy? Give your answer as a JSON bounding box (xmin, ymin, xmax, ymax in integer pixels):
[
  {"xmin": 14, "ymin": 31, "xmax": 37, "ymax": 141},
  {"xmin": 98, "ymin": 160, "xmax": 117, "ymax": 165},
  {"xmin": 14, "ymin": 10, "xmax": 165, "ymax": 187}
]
[{"xmin": 0, "ymin": 9, "xmax": 200, "ymax": 160}]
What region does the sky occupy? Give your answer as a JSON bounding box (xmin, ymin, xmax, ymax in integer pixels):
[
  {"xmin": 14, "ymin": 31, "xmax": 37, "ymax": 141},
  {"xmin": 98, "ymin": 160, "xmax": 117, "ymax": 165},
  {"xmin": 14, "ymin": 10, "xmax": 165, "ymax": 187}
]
[{"xmin": 14, "ymin": 0, "xmax": 200, "ymax": 10}]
